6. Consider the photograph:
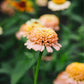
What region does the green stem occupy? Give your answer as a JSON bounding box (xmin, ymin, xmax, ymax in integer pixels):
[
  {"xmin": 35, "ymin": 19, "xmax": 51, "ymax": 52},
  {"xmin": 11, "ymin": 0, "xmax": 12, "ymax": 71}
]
[
  {"xmin": 34, "ymin": 52, "xmax": 43, "ymax": 84},
  {"xmin": 33, "ymin": 50, "xmax": 35, "ymax": 77}
]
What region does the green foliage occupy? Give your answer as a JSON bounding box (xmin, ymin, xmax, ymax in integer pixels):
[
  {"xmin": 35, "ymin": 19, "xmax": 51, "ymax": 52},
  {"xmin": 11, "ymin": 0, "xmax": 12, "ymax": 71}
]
[
  {"xmin": 0, "ymin": 0, "xmax": 83, "ymax": 84},
  {"xmin": 11, "ymin": 57, "xmax": 35, "ymax": 84}
]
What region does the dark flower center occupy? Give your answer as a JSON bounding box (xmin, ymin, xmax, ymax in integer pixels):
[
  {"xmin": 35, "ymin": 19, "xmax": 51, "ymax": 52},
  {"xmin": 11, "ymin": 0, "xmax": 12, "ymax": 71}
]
[{"xmin": 18, "ymin": 1, "xmax": 26, "ymax": 8}]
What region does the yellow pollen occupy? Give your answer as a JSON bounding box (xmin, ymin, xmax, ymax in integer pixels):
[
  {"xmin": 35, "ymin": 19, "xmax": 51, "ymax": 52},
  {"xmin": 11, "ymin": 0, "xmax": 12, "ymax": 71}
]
[
  {"xmin": 29, "ymin": 28, "xmax": 58, "ymax": 46},
  {"xmin": 66, "ymin": 62, "xmax": 84, "ymax": 81},
  {"xmin": 52, "ymin": 0, "xmax": 66, "ymax": 4},
  {"xmin": 24, "ymin": 22, "xmax": 44, "ymax": 33},
  {"xmin": 31, "ymin": 22, "xmax": 44, "ymax": 28}
]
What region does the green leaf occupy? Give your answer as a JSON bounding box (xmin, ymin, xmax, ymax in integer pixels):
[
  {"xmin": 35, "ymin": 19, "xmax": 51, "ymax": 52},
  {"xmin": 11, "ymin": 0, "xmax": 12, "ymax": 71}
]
[
  {"xmin": 78, "ymin": 25, "xmax": 84, "ymax": 34},
  {"xmin": 24, "ymin": 52, "xmax": 33, "ymax": 59},
  {"xmin": 70, "ymin": 34, "xmax": 80, "ymax": 41},
  {"xmin": 79, "ymin": 53, "xmax": 84, "ymax": 57},
  {"xmin": 11, "ymin": 51, "xmax": 40, "ymax": 84},
  {"xmin": 0, "ymin": 63, "xmax": 12, "ymax": 75},
  {"xmin": 11, "ymin": 59, "xmax": 35, "ymax": 84},
  {"xmin": 3, "ymin": 27, "xmax": 18, "ymax": 36},
  {"xmin": 62, "ymin": 2, "xmax": 77, "ymax": 15},
  {"xmin": 70, "ymin": 14, "xmax": 82, "ymax": 23},
  {"xmin": 3, "ymin": 18, "xmax": 19, "ymax": 30},
  {"xmin": 1, "ymin": 38, "xmax": 14, "ymax": 50}
]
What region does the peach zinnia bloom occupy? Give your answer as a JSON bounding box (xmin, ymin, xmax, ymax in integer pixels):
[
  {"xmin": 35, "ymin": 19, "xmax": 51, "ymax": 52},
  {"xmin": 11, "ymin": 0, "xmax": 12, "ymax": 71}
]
[
  {"xmin": 36, "ymin": 0, "xmax": 48, "ymax": 7},
  {"xmin": 54, "ymin": 62, "xmax": 84, "ymax": 84},
  {"xmin": 11, "ymin": 0, "xmax": 34, "ymax": 12},
  {"xmin": 1, "ymin": 0, "xmax": 14, "ymax": 15},
  {"xmin": 39, "ymin": 14, "xmax": 59, "ymax": 31},
  {"xmin": 25, "ymin": 28, "xmax": 62, "ymax": 52},
  {"xmin": 16, "ymin": 19, "xmax": 44, "ymax": 40},
  {"xmin": 48, "ymin": 0, "xmax": 71, "ymax": 11}
]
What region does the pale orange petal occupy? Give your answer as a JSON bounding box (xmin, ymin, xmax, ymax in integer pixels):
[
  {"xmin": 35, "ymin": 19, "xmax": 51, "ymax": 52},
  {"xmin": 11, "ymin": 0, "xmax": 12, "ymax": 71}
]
[
  {"xmin": 53, "ymin": 44, "xmax": 60, "ymax": 51},
  {"xmin": 54, "ymin": 72, "xmax": 77, "ymax": 84},
  {"xmin": 46, "ymin": 46, "xmax": 53, "ymax": 52},
  {"xmin": 56, "ymin": 43, "xmax": 62, "ymax": 47}
]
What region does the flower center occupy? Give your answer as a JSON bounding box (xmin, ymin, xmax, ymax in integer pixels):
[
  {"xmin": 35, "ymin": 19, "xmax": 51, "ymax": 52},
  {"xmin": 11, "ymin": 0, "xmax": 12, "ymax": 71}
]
[
  {"xmin": 52, "ymin": 0, "xmax": 66, "ymax": 4},
  {"xmin": 66, "ymin": 62, "xmax": 84, "ymax": 81},
  {"xmin": 18, "ymin": 1, "xmax": 26, "ymax": 8}
]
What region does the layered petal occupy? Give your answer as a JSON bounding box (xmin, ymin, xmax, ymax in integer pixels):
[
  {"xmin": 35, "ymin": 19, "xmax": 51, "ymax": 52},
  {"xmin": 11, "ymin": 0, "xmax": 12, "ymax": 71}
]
[
  {"xmin": 46, "ymin": 46, "xmax": 53, "ymax": 53},
  {"xmin": 48, "ymin": 1, "xmax": 71, "ymax": 11},
  {"xmin": 54, "ymin": 72, "xmax": 79, "ymax": 84}
]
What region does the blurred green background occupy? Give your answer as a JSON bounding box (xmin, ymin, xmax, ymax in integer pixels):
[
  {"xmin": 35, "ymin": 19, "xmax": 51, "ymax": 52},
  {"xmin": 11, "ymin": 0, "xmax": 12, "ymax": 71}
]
[{"xmin": 0, "ymin": 0, "xmax": 84, "ymax": 84}]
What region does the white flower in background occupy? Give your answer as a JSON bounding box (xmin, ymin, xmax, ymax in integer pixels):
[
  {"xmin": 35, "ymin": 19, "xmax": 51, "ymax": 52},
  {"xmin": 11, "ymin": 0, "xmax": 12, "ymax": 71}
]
[
  {"xmin": 26, "ymin": 19, "xmax": 43, "ymax": 25},
  {"xmin": 48, "ymin": 0, "xmax": 71, "ymax": 11},
  {"xmin": 36, "ymin": 0, "xmax": 48, "ymax": 7},
  {"xmin": 0, "ymin": 27, "xmax": 3, "ymax": 35}
]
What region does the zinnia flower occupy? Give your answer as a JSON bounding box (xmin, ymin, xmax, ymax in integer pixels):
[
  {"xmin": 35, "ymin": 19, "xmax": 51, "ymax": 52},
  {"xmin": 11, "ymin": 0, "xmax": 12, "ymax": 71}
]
[
  {"xmin": 39, "ymin": 14, "xmax": 60, "ymax": 31},
  {"xmin": 36, "ymin": 0, "xmax": 48, "ymax": 7},
  {"xmin": 1, "ymin": 0, "xmax": 14, "ymax": 15},
  {"xmin": 48, "ymin": 0, "xmax": 71, "ymax": 11},
  {"xmin": 11, "ymin": 0, "xmax": 34, "ymax": 12},
  {"xmin": 54, "ymin": 62, "xmax": 84, "ymax": 84},
  {"xmin": 25, "ymin": 27, "xmax": 62, "ymax": 52},
  {"xmin": 16, "ymin": 19, "xmax": 44, "ymax": 40}
]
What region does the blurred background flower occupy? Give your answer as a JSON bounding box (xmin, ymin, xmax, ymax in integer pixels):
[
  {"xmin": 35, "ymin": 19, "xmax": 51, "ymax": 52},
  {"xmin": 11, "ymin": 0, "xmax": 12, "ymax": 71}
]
[
  {"xmin": 16, "ymin": 24, "xmax": 28, "ymax": 40},
  {"xmin": 0, "ymin": 0, "xmax": 15, "ymax": 15},
  {"xmin": 11, "ymin": 0, "xmax": 34, "ymax": 13},
  {"xmin": 36, "ymin": 0, "xmax": 48, "ymax": 7},
  {"xmin": 39, "ymin": 14, "xmax": 60, "ymax": 31},
  {"xmin": 48, "ymin": 0, "xmax": 71, "ymax": 11},
  {"xmin": 54, "ymin": 62, "xmax": 84, "ymax": 84}
]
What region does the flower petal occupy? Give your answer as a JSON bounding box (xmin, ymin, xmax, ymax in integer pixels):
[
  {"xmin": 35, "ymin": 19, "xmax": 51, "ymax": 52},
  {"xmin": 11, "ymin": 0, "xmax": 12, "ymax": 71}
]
[
  {"xmin": 46, "ymin": 46, "xmax": 53, "ymax": 53},
  {"xmin": 54, "ymin": 72, "xmax": 77, "ymax": 84},
  {"xmin": 32, "ymin": 44, "xmax": 42, "ymax": 51},
  {"xmin": 53, "ymin": 44, "xmax": 60, "ymax": 51},
  {"xmin": 40, "ymin": 46, "xmax": 45, "ymax": 52},
  {"xmin": 25, "ymin": 40, "xmax": 34, "ymax": 49},
  {"xmin": 56, "ymin": 43, "xmax": 62, "ymax": 47},
  {"xmin": 48, "ymin": 1, "xmax": 71, "ymax": 11}
]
